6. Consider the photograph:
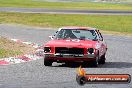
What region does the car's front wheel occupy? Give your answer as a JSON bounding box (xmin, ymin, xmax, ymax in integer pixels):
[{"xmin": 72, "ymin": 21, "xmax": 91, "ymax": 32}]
[
  {"xmin": 98, "ymin": 54, "xmax": 106, "ymax": 64},
  {"xmin": 92, "ymin": 53, "xmax": 99, "ymax": 67},
  {"xmin": 44, "ymin": 57, "xmax": 53, "ymax": 66}
]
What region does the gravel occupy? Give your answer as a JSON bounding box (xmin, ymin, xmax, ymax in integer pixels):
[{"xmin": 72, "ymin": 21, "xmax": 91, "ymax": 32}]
[{"xmin": 0, "ymin": 24, "xmax": 132, "ymax": 88}]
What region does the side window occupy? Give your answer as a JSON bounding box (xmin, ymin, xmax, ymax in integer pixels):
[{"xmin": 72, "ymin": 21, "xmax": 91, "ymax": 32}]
[
  {"xmin": 96, "ymin": 30, "xmax": 103, "ymax": 41},
  {"xmin": 99, "ymin": 31, "xmax": 103, "ymax": 41}
]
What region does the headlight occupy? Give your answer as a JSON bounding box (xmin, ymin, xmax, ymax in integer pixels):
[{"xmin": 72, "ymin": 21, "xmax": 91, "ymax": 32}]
[
  {"xmin": 87, "ymin": 48, "xmax": 94, "ymax": 54},
  {"xmin": 44, "ymin": 47, "xmax": 51, "ymax": 53}
]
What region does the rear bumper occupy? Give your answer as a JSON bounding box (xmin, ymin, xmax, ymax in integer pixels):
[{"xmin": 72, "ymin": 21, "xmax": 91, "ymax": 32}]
[{"xmin": 44, "ymin": 53, "xmax": 96, "ymax": 62}]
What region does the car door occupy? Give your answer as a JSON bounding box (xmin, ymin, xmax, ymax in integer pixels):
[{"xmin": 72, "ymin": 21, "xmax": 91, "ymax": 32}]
[{"xmin": 96, "ymin": 30, "xmax": 107, "ymax": 56}]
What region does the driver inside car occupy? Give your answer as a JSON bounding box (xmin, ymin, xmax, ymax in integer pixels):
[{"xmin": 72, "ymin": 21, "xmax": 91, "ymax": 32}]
[{"xmin": 64, "ymin": 29, "xmax": 77, "ymax": 39}]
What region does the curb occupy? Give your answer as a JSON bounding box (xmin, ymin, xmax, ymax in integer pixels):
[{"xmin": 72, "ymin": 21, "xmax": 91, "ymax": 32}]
[{"xmin": 0, "ymin": 38, "xmax": 44, "ymax": 65}]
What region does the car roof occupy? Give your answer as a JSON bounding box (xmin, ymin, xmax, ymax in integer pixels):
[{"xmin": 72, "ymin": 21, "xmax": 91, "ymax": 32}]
[{"xmin": 60, "ymin": 26, "xmax": 97, "ymax": 30}]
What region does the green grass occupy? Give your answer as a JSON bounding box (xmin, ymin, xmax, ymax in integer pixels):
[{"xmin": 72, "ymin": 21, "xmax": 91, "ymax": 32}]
[
  {"xmin": 0, "ymin": 12, "xmax": 132, "ymax": 34},
  {"xmin": 0, "ymin": 48, "xmax": 21, "ymax": 58},
  {"xmin": 0, "ymin": 0, "xmax": 132, "ymax": 10}
]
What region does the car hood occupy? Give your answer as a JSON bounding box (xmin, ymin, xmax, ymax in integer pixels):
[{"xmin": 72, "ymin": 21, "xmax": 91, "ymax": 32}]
[{"xmin": 44, "ymin": 39, "xmax": 97, "ymax": 48}]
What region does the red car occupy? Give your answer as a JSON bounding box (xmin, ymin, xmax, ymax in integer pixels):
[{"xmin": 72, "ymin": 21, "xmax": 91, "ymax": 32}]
[{"xmin": 44, "ymin": 26, "xmax": 107, "ymax": 67}]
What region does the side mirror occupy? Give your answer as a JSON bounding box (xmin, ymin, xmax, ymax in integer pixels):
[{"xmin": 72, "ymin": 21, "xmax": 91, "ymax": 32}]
[{"xmin": 49, "ymin": 36, "xmax": 54, "ymax": 40}]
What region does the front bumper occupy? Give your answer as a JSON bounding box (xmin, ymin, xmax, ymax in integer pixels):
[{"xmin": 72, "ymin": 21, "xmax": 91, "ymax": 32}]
[{"xmin": 44, "ymin": 53, "xmax": 96, "ymax": 61}]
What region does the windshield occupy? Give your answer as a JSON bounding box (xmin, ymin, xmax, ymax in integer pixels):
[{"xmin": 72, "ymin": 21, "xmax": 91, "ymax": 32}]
[{"xmin": 54, "ymin": 29, "xmax": 97, "ymax": 40}]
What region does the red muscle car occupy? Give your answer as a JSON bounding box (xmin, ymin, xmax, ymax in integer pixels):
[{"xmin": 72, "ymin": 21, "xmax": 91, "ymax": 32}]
[{"xmin": 44, "ymin": 26, "xmax": 107, "ymax": 67}]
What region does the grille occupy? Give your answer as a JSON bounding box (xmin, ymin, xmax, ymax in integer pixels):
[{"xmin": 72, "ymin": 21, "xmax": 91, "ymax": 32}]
[{"xmin": 55, "ymin": 47, "xmax": 84, "ymax": 54}]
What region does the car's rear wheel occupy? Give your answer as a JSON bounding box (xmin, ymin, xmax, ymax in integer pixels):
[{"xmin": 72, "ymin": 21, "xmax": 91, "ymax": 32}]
[
  {"xmin": 98, "ymin": 54, "xmax": 106, "ymax": 64},
  {"xmin": 44, "ymin": 57, "xmax": 53, "ymax": 66}
]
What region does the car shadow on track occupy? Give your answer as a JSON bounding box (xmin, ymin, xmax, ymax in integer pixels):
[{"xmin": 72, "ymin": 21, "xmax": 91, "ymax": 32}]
[
  {"xmin": 52, "ymin": 62, "xmax": 132, "ymax": 68},
  {"xmin": 52, "ymin": 62, "xmax": 101, "ymax": 68},
  {"xmin": 52, "ymin": 62, "xmax": 84, "ymax": 68}
]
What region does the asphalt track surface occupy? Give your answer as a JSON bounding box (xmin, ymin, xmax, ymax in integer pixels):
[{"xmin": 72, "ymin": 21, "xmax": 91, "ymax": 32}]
[
  {"xmin": 0, "ymin": 7, "xmax": 132, "ymax": 15},
  {"xmin": 0, "ymin": 24, "xmax": 132, "ymax": 88}
]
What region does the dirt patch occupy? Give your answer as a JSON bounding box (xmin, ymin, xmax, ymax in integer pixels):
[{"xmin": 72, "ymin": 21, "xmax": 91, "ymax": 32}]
[{"xmin": 0, "ymin": 36, "xmax": 35, "ymax": 58}]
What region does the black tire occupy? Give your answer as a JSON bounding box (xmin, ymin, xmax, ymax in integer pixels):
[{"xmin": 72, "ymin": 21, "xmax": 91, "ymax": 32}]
[
  {"xmin": 92, "ymin": 60, "xmax": 98, "ymax": 67},
  {"xmin": 98, "ymin": 54, "xmax": 106, "ymax": 64},
  {"xmin": 44, "ymin": 58, "xmax": 53, "ymax": 66},
  {"xmin": 92, "ymin": 54, "xmax": 99, "ymax": 67}
]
